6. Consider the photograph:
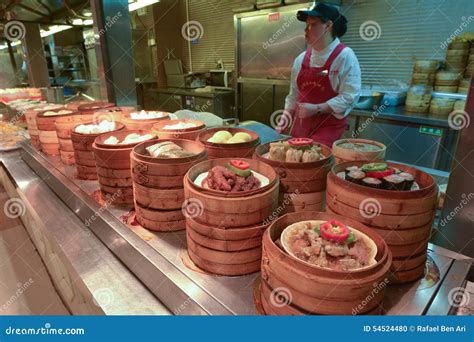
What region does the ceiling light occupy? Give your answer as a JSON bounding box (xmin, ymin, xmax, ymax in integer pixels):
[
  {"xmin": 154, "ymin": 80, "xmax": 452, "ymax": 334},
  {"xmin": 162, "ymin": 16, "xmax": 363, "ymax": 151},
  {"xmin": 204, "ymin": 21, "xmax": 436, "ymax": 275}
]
[{"xmin": 129, "ymin": 0, "xmax": 160, "ymax": 12}]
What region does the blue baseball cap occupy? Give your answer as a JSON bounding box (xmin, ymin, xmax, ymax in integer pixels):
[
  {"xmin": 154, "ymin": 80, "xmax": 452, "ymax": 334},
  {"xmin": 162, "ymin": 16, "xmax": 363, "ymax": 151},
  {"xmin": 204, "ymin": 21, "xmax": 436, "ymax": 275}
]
[{"xmin": 297, "ymin": 2, "xmax": 341, "ymax": 22}]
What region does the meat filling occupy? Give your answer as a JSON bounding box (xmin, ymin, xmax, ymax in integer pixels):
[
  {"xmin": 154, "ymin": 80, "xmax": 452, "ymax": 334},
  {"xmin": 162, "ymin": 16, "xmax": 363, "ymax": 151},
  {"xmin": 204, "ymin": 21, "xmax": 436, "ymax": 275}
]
[
  {"xmin": 202, "ymin": 166, "xmax": 261, "ymax": 192},
  {"xmin": 287, "ymin": 224, "xmax": 371, "ymax": 271}
]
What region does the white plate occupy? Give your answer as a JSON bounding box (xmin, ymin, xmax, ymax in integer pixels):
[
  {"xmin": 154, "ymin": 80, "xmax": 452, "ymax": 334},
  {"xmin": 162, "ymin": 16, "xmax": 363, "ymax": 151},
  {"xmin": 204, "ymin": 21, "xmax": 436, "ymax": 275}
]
[
  {"xmin": 281, "ymin": 220, "xmax": 378, "ymax": 271},
  {"xmin": 194, "ymin": 170, "xmax": 269, "ymax": 189}
]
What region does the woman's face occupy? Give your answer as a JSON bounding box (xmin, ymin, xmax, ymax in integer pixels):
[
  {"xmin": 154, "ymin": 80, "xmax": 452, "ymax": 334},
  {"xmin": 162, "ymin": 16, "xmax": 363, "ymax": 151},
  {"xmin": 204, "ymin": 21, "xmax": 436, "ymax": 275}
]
[{"xmin": 305, "ymin": 17, "xmax": 332, "ymax": 45}]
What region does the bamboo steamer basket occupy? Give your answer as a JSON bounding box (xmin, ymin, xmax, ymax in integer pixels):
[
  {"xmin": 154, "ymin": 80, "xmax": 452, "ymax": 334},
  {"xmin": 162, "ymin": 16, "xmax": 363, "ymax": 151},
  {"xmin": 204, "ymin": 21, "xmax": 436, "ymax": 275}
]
[
  {"xmin": 411, "ymin": 73, "xmax": 435, "ymax": 86},
  {"xmin": 55, "ymin": 113, "xmax": 95, "ymax": 164},
  {"xmin": 65, "ymin": 101, "xmax": 93, "ymax": 111},
  {"xmin": 197, "ymin": 127, "xmax": 260, "ymax": 159},
  {"xmin": 36, "ymin": 108, "xmax": 75, "ymax": 156},
  {"xmin": 448, "ymin": 41, "xmax": 470, "ymax": 50},
  {"xmin": 121, "ymin": 111, "xmax": 170, "ymax": 130},
  {"xmin": 184, "ymin": 158, "xmax": 279, "ymax": 275},
  {"xmin": 70, "ymin": 122, "xmax": 125, "ymax": 179},
  {"xmin": 434, "ymin": 85, "xmax": 459, "ymax": 93},
  {"xmin": 92, "ymin": 130, "xmax": 156, "ymax": 204},
  {"xmin": 332, "ymin": 139, "xmax": 386, "ymax": 164},
  {"xmin": 465, "ymin": 63, "xmax": 474, "ymax": 78},
  {"xmin": 405, "ymin": 85, "xmax": 432, "ymax": 113},
  {"xmin": 429, "ymin": 97, "xmax": 455, "ymax": 115},
  {"xmin": 326, "ymin": 161, "xmax": 437, "ymax": 283},
  {"xmin": 413, "ymin": 60, "xmax": 438, "ymax": 73},
  {"xmin": 253, "ymin": 141, "xmax": 333, "ymax": 213},
  {"xmin": 435, "ymin": 71, "xmax": 461, "ymax": 86},
  {"xmin": 454, "ymin": 100, "xmax": 466, "ymax": 111},
  {"xmin": 77, "ymin": 101, "xmax": 115, "ymax": 115},
  {"xmin": 93, "ymin": 106, "xmax": 136, "ymax": 123},
  {"xmin": 458, "ymin": 78, "xmax": 471, "ymax": 94},
  {"xmin": 152, "ymin": 119, "xmax": 206, "ymax": 141},
  {"xmin": 259, "ymin": 211, "xmax": 391, "ymax": 315},
  {"xmin": 24, "ymin": 104, "xmax": 48, "ymax": 148},
  {"xmin": 59, "ymin": 151, "xmax": 75, "ymax": 165},
  {"xmin": 131, "ymin": 139, "xmax": 207, "ymax": 231}
]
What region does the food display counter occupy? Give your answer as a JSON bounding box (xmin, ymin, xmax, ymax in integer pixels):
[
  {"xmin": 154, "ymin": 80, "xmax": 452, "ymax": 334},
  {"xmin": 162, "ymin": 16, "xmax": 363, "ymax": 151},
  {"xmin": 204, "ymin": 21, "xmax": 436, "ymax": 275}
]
[
  {"xmin": 0, "ymin": 118, "xmax": 471, "ymax": 315},
  {"xmin": 349, "ymin": 106, "xmax": 459, "ymax": 171}
]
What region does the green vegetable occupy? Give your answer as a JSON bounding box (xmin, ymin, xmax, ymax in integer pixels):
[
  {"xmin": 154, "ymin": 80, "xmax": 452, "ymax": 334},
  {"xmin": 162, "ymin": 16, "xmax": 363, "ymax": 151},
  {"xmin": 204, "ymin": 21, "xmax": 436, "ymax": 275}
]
[
  {"xmin": 226, "ymin": 163, "xmax": 251, "ymax": 177},
  {"xmin": 361, "ymin": 162, "xmax": 387, "ymax": 172},
  {"xmin": 347, "ymin": 230, "xmax": 355, "ymax": 244},
  {"xmin": 314, "ymin": 224, "xmax": 321, "ymax": 235}
]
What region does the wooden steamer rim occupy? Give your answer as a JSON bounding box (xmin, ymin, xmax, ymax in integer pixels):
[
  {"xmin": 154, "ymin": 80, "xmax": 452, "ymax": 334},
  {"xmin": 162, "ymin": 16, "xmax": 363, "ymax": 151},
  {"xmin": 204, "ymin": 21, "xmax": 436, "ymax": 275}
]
[
  {"xmin": 265, "ymin": 211, "xmax": 391, "ymax": 281},
  {"xmin": 93, "ymin": 129, "xmax": 156, "ymax": 149},
  {"xmin": 253, "ymin": 140, "xmax": 333, "ymax": 169},
  {"xmin": 329, "ymin": 160, "xmax": 437, "ymax": 198},
  {"xmin": 185, "ymin": 157, "xmax": 278, "ymax": 199},
  {"xmin": 197, "ymin": 126, "xmax": 260, "ymax": 150},
  {"xmin": 332, "ymin": 138, "xmax": 386, "ymax": 161},
  {"xmin": 152, "ymin": 119, "xmax": 206, "ymax": 133}
]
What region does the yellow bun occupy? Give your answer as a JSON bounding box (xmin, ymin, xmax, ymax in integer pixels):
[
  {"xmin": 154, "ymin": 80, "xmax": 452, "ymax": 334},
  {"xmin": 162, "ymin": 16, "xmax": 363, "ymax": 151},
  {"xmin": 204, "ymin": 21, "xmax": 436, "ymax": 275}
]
[
  {"xmin": 226, "ymin": 136, "xmax": 245, "ymax": 144},
  {"xmin": 233, "ymin": 132, "xmax": 252, "ymax": 142},
  {"xmin": 207, "ymin": 136, "xmax": 224, "ymax": 143},
  {"xmin": 212, "ymin": 130, "xmax": 232, "ymax": 142}
]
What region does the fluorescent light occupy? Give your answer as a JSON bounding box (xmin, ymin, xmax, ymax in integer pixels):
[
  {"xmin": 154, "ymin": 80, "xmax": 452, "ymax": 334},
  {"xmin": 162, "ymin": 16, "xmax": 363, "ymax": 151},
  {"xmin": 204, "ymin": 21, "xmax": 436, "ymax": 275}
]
[
  {"xmin": 72, "ymin": 19, "xmax": 83, "ymax": 25},
  {"xmin": 129, "ymin": 0, "xmax": 160, "ymax": 12},
  {"xmin": 83, "ymin": 19, "xmax": 93, "ymax": 25},
  {"xmin": 40, "ymin": 25, "xmax": 72, "ymax": 37},
  {"xmin": 0, "ymin": 41, "xmax": 21, "ymax": 50}
]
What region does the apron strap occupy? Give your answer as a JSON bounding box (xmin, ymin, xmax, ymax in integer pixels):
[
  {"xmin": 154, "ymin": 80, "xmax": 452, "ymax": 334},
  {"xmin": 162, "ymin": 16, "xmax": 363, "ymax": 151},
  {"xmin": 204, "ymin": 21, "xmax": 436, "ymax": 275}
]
[
  {"xmin": 301, "ymin": 47, "xmax": 312, "ymax": 69},
  {"xmin": 322, "ymin": 43, "xmax": 346, "ymax": 70}
]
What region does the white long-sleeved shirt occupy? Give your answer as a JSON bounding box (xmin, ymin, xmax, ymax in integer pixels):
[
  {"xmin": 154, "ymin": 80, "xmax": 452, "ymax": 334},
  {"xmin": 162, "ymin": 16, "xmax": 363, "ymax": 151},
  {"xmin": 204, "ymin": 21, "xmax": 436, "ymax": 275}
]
[{"xmin": 284, "ymin": 38, "xmax": 361, "ymax": 119}]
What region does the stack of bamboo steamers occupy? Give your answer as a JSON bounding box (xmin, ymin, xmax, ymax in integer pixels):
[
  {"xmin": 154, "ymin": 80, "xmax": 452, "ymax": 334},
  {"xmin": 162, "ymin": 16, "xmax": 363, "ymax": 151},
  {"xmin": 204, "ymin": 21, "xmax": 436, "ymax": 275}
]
[{"xmin": 20, "ymin": 96, "xmax": 441, "ymax": 315}]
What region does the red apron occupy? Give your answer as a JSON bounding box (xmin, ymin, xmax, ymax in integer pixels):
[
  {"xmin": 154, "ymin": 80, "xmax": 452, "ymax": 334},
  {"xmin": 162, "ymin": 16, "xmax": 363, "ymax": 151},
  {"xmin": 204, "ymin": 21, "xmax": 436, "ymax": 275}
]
[{"xmin": 290, "ymin": 43, "xmax": 348, "ymax": 147}]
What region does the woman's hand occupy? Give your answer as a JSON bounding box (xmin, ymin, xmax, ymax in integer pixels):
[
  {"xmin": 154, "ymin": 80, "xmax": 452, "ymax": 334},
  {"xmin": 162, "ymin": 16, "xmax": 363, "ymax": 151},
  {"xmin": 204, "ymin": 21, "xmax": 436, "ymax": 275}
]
[{"xmin": 297, "ymin": 102, "xmax": 320, "ymax": 118}]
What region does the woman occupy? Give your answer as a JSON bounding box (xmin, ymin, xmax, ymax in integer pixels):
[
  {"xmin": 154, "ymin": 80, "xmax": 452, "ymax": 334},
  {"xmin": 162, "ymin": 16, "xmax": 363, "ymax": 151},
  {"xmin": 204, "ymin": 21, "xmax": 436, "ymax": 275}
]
[{"xmin": 276, "ymin": 3, "xmax": 361, "ymax": 147}]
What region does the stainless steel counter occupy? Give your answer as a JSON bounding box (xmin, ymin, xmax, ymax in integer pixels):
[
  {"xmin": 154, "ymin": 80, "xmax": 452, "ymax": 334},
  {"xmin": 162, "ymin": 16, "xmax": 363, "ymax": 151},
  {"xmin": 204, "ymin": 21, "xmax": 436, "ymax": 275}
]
[
  {"xmin": 351, "ymin": 105, "xmax": 452, "ymax": 128},
  {"xmin": 1, "ymin": 142, "xmax": 472, "ymax": 315},
  {"xmin": 0, "ymin": 149, "xmax": 170, "ymax": 315}
]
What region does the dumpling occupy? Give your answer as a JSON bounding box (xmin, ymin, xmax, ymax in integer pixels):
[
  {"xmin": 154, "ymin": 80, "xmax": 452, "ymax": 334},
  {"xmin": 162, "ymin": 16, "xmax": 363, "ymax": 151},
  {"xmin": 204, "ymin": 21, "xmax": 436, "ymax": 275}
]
[
  {"xmin": 268, "ymin": 142, "xmax": 287, "ymax": 161},
  {"xmin": 302, "ymin": 149, "xmax": 321, "ymax": 162},
  {"xmin": 286, "ymin": 148, "xmax": 303, "ymax": 162}
]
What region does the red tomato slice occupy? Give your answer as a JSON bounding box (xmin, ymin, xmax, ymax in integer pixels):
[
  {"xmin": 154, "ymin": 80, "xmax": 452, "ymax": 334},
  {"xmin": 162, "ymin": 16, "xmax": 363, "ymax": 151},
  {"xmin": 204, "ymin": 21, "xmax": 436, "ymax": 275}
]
[
  {"xmin": 365, "ymin": 168, "xmax": 395, "ymax": 179},
  {"xmin": 288, "ymin": 137, "xmax": 313, "ymax": 147},
  {"xmin": 320, "ymin": 220, "xmax": 349, "ymax": 243},
  {"xmin": 230, "ymin": 160, "xmax": 250, "ymax": 170}
]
